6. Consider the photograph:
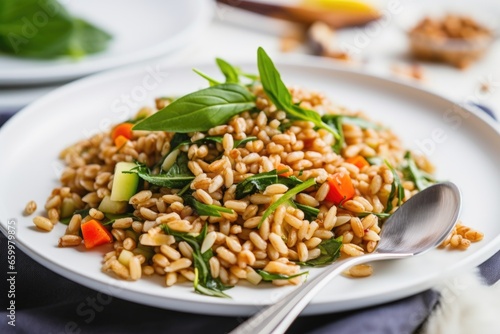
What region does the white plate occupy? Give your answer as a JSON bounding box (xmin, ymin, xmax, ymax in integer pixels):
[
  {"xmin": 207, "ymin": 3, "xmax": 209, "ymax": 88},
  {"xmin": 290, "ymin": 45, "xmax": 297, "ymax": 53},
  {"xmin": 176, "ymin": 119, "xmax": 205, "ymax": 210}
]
[
  {"xmin": 0, "ymin": 0, "xmax": 213, "ymax": 85},
  {"xmin": 1, "ymin": 60, "xmax": 499, "ymax": 316},
  {"xmin": 0, "ymin": 85, "xmax": 60, "ymax": 113}
]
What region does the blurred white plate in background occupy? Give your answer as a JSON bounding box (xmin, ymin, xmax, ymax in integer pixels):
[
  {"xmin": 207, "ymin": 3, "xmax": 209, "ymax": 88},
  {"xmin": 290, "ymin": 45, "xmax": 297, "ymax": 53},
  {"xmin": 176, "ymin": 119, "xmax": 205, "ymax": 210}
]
[{"xmin": 0, "ymin": 0, "xmax": 213, "ymax": 85}]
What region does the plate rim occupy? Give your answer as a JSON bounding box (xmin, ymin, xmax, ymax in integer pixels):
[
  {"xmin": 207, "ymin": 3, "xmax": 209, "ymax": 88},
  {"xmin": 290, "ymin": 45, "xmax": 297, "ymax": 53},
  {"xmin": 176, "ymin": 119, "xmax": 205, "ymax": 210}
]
[{"xmin": 1, "ymin": 59, "xmax": 499, "ymax": 316}]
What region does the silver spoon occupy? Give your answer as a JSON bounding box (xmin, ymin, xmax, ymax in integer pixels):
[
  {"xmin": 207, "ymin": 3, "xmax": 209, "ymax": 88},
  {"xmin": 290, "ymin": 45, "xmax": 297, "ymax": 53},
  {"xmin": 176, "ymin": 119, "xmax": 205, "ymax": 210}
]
[{"xmin": 231, "ymin": 181, "xmax": 461, "ymax": 334}]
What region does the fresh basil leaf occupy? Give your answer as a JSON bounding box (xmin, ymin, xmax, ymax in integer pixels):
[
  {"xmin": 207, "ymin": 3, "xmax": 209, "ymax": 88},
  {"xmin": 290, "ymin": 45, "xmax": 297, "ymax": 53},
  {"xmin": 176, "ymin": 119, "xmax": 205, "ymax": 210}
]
[
  {"xmin": 0, "ymin": 0, "xmax": 111, "ymax": 59},
  {"xmin": 256, "ymin": 47, "xmax": 339, "ymax": 140},
  {"xmin": 193, "ymin": 68, "xmax": 221, "ymax": 86},
  {"xmin": 260, "ymin": 178, "xmax": 316, "ymax": 227},
  {"xmin": 256, "ymin": 269, "xmax": 309, "ymax": 282},
  {"xmin": 238, "ymin": 71, "xmax": 259, "ymax": 82},
  {"xmin": 186, "ymin": 196, "xmax": 233, "ymax": 217},
  {"xmin": 216, "ymin": 58, "xmax": 240, "ymax": 83},
  {"xmin": 0, "ymin": 0, "xmax": 73, "ymax": 58},
  {"xmin": 384, "ymin": 160, "xmax": 404, "ymax": 213},
  {"xmin": 403, "ymin": 151, "xmax": 436, "ymax": 191},
  {"xmin": 295, "ymin": 203, "xmax": 320, "ymax": 221},
  {"xmin": 257, "ymin": 47, "xmax": 292, "ymax": 111},
  {"xmin": 235, "ymin": 170, "xmax": 278, "ymax": 199},
  {"xmin": 162, "ymin": 224, "xmax": 232, "ymax": 298},
  {"xmin": 298, "ymin": 237, "xmax": 343, "ymax": 267},
  {"xmin": 65, "ymin": 18, "xmax": 111, "ymax": 58},
  {"xmin": 133, "ymin": 84, "xmax": 255, "ymax": 132}
]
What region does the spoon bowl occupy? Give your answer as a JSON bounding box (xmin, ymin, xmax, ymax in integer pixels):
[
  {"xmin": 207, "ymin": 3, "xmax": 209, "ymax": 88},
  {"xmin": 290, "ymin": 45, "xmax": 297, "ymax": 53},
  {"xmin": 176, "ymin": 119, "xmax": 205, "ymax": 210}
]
[
  {"xmin": 231, "ymin": 182, "xmax": 462, "ymax": 334},
  {"xmin": 377, "ymin": 181, "xmax": 461, "ymax": 255}
]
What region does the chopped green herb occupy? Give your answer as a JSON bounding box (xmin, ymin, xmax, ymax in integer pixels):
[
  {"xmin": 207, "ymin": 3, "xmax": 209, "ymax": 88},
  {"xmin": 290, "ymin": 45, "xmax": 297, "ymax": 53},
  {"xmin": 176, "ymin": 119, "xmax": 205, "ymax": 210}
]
[
  {"xmin": 366, "ymin": 156, "xmax": 384, "ymax": 166},
  {"xmin": 357, "ymin": 211, "xmax": 391, "ymax": 219},
  {"xmin": 60, "ymin": 208, "xmax": 90, "ymax": 225},
  {"xmin": 162, "ymin": 224, "xmax": 232, "ymax": 298},
  {"xmin": 403, "ymin": 151, "xmax": 437, "ymax": 191},
  {"xmin": 235, "ymin": 169, "xmax": 303, "ymax": 200},
  {"xmin": 235, "ymin": 170, "xmax": 280, "ymax": 199},
  {"xmin": 295, "ymin": 203, "xmax": 320, "ymax": 221},
  {"xmin": 234, "ymin": 136, "xmax": 258, "ymax": 148},
  {"xmin": 384, "ymin": 160, "xmax": 404, "ymax": 213},
  {"xmin": 131, "ymin": 153, "xmax": 194, "ymax": 189},
  {"xmin": 260, "ymin": 178, "xmax": 316, "ymax": 227},
  {"xmin": 322, "ymin": 115, "xmax": 343, "ymax": 154},
  {"xmin": 256, "ymin": 269, "xmax": 309, "ymax": 282},
  {"xmin": 277, "ymin": 175, "xmax": 303, "ymax": 188},
  {"xmin": 186, "ymin": 196, "xmax": 234, "ymax": 217},
  {"xmin": 298, "ymin": 237, "xmax": 343, "ymax": 267},
  {"xmin": 102, "ymin": 213, "xmax": 136, "ymax": 226}
]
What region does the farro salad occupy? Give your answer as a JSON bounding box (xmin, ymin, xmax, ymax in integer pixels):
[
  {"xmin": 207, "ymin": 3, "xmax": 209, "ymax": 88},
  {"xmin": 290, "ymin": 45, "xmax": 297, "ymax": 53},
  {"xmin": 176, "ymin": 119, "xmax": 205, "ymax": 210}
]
[{"xmin": 29, "ymin": 48, "xmax": 483, "ymax": 298}]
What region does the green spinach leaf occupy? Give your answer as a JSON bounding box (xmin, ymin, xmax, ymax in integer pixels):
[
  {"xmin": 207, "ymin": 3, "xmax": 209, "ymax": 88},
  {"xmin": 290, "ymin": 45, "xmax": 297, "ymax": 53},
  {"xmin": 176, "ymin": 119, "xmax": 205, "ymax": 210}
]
[
  {"xmin": 321, "ymin": 115, "xmax": 344, "ymax": 154},
  {"xmin": 384, "ymin": 160, "xmax": 404, "ymax": 213},
  {"xmin": 162, "ymin": 224, "xmax": 232, "ymax": 298},
  {"xmin": 186, "ymin": 196, "xmax": 233, "ymax": 217},
  {"xmin": 256, "ymin": 270, "xmax": 309, "ymax": 282},
  {"xmin": 295, "ymin": 203, "xmax": 320, "ymax": 221},
  {"xmin": 298, "ymin": 237, "xmax": 343, "ymax": 267},
  {"xmin": 131, "ymin": 153, "xmax": 195, "ymax": 189},
  {"xmin": 260, "ymin": 178, "xmax": 316, "ymax": 227},
  {"xmin": 235, "ymin": 170, "xmax": 279, "ymax": 199},
  {"xmin": 60, "ymin": 208, "xmax": 90, "ymax": 225},
  {"xmin": 403, "ymin": 151, "xmax": 436, "ymax": 191}
]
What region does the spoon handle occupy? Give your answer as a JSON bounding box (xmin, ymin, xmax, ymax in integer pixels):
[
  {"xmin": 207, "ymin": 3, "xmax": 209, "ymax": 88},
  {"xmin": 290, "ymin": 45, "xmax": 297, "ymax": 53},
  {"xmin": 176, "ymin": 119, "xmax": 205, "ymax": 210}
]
[{"xmin": 230, "ymin": 252, "xmax": 411, "ymax": 334}]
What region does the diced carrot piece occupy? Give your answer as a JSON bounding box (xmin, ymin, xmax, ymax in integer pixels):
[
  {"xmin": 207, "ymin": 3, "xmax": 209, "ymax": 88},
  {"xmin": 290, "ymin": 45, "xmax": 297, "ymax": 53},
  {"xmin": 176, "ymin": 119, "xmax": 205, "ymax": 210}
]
[
  {"xmin": 346, "ymin": 156, "xmax": 370, "ymax": 170},
  {"xmin": 81, "ymin": 219, "xmax": 113, "ymax": 249},
  {"xmin": 325, "ymin": 172, "xmax": 356, "ymax": 205},
  {"xmin": 111, "ymin": 123, "xmax": 134, "ymax": 141},
  {"xmin": 303, "ymin": 138, "xmax": 315, "ymax": 149},
  {"xmin": 277, "ymin": 164, "xmax": 293, "ymax": 177},
  {"xmin": 114, "ymin": 135, "xmax": 129, "ymax": 148}
]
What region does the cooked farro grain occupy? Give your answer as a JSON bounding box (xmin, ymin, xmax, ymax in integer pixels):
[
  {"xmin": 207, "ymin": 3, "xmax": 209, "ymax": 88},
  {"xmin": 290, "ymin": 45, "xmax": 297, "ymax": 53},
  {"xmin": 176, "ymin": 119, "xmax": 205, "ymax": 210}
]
[
  {"xmin": 348, "ymin": 264, "xmax": 373, "ymax": 277},
  {"xmin": 33, "ymin": 216, "xmax": 53, "ymax": 231},
  {"xmin": 35, "ymin": 55, "xmax": 482, "ymax": 297},
  {"xmin": 58, "ymin": 235, "xmax": 82, "ymax": 247},
  {"xmin": 24, "ymin": 200, "xmax": 37, "ymax": 216}
]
